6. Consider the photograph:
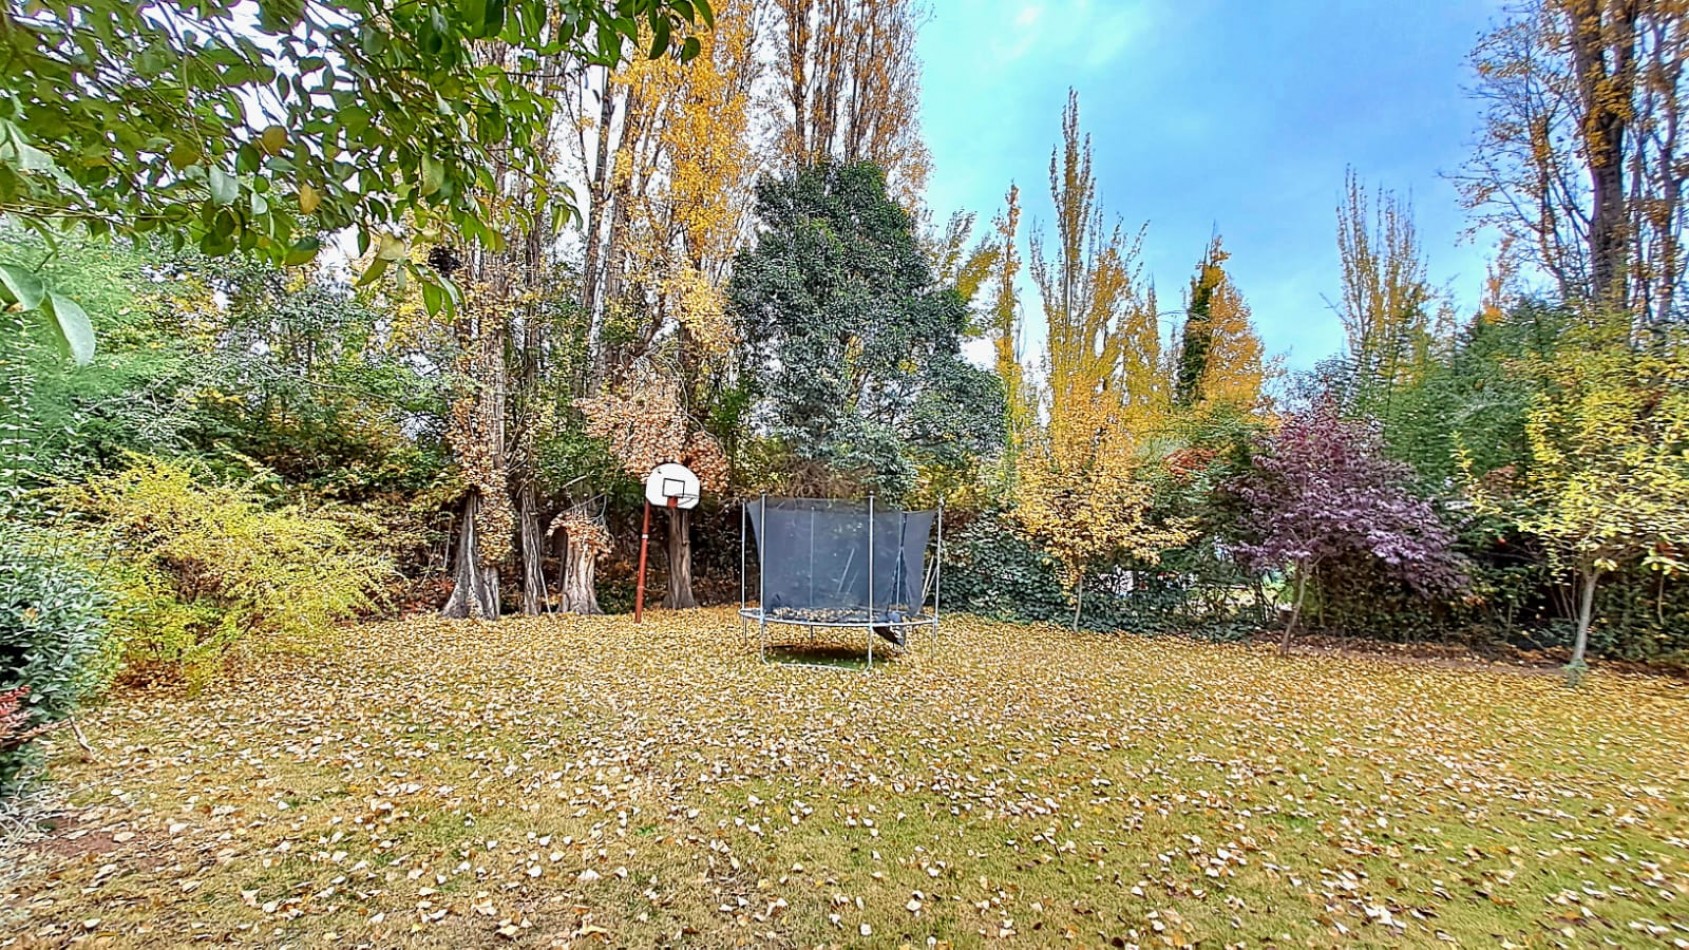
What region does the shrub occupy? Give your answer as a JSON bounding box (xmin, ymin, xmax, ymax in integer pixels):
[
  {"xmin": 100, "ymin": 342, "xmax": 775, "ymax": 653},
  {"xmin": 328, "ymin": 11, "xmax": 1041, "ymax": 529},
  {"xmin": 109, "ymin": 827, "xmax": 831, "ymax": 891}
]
[
  {"xmin": 942, "ymin": 512, "xmax": 1072, "ymax": 626},
  {"xmin": 1230, "ymin": 400, "xmax": 1465, "ymax": 654},
  {"xmin": 53, "ymin": 457, "xmax": 392, "ymax": 687},
  {"xmin": 0, "ymin": 526, "xmax": 110, "ymax": 792},
  {"xmin": 942, "ymin": 512, "xmax": 1204, "ymax": 635}
]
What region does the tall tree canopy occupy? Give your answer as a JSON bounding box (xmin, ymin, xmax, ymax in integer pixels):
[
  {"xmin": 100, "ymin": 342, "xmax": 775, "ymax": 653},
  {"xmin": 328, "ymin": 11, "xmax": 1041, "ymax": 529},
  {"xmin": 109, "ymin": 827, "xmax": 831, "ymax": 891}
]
[
  {"xmin": 1174, "ymin": 235, "xmax": 1267, "ymax": 413},
  {"xmin": 1334, "ymin": 170, "xmax": 1437, "ymax": 407},
  {"xmin": 729, "ymin": 161, "xmax": 999, "ymax": 499},
  {"xmin": 1462, "ymin": 0, "xmax": 1689, "ymax": 326},
  {"xmin": 1028, "ymin": 90, "xmax": 1162, "ymax": 462},
  {"xmin": 1012, "ymin": 91, "xmax": 1189, "ymax": 623},
  {"xmin": 771, "ymin": 0, "xmax": 930, "ymax": 202}
]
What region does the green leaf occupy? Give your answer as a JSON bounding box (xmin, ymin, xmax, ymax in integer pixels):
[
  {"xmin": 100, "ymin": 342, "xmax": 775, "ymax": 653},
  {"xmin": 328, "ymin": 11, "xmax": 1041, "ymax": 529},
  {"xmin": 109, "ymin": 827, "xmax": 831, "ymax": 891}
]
[
  {"xmin": 420, "ymin": 276, "xmax": 443, "ymax": 315},
  {"xmin": 208, "ymin": 167, "xmax": 239, "ymax": 206},
  {"xmin": 649, "ymin": 17, "xmax": 671, "ymax": 59},
  {"xmin": 376, "ymin": 232, "xmax": 408, "ymax": 261},
  {"xmin": 356, "ymin": 254, "xmax": 390, "ymax": 287},
  {"xmin": 421, "ymin": 155, "xmax": 445, "ymax": 197},
  {"xmin": 12, "ymin": 139, "xmax": 58, "ymax": 174},
  {"xmin": 0, "ymin": 263, "xmax": 47, "ymax": 312},
  {"xmin": 283, "ymin": 236, "xmax": 321, "ymax": 266},
  {"xmin": 43, "ymin": 292, "xmax": 95, "ymax": 365}
]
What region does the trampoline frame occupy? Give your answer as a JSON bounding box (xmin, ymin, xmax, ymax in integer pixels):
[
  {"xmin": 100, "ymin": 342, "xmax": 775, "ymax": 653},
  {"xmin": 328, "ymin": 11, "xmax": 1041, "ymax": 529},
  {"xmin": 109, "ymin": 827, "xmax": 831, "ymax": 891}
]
[{"xmin": 739, "ymin": 493, "xmax": 944, "ymax": 671}]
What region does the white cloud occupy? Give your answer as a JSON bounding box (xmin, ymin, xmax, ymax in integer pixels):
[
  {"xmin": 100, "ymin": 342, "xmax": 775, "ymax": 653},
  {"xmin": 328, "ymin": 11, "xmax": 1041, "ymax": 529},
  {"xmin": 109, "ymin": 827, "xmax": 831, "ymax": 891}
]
[{"xmin": 967, "ymin": 0, "xmax": 1151, "ymax": 70}]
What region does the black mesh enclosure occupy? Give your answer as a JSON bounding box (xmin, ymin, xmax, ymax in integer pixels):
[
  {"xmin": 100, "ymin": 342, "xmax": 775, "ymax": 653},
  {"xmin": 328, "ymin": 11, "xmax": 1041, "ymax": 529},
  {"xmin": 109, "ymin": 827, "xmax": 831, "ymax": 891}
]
[{"xmin": 747, "ymin": 498, "xmax": 934, "ymax": 623}]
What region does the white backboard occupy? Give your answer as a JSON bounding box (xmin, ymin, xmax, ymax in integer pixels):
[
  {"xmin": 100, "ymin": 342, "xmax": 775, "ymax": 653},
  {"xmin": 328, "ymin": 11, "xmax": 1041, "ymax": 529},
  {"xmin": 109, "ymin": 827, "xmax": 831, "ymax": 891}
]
[{"xmin": 645, "ymin": 462, "xmax": 701, "ymax": 509}]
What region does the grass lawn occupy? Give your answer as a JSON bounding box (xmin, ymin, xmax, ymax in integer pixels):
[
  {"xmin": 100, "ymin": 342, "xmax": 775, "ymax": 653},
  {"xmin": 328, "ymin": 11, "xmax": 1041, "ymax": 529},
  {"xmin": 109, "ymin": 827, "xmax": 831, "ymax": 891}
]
[{"xmin": 3, "ymin": 608, "xmax": 1687, "ymax": 948}]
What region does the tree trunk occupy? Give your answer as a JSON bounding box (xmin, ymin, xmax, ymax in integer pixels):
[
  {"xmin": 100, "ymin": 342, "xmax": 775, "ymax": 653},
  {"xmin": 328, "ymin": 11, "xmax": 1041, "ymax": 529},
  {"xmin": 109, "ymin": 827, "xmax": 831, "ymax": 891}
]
[
  {"xmin": 581, "ymin": 67, "xmax": 618, "ymax": 325},
  {"xmin": 663, "ymin": 505, "xmax": 697, "ymax": 609},
  {"xmin": 1072, "ymin": 571, "xmax": 1085, "ymax": 631},
  {"xmin": 442, "ymin": 492, "xmax": 500, "ymax": 619},
  {"xmin": 518, "ymin": 487, "xmax": 546, "ymax": 615},
  {"xmin": 1280, "ymin": 564, "xmax": 1310, "ymax": 657},
  {"xmin": 1569, "ymin": 0, "xmax": 1639, "ymax": 309},
  {"xmin": 1571, "ymin": 565, "xmax": 1600, "ymax": 669},
  {"xmin": 560, "ymin": 530, "xmax": 603, "ymax": 616}
]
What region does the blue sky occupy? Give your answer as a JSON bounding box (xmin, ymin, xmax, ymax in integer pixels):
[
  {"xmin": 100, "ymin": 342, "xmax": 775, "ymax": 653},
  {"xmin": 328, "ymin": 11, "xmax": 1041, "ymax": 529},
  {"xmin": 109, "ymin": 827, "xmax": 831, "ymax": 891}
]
[{"xmin": 918, "ymin": 0, "xmax": 1505, "ymax": 370}]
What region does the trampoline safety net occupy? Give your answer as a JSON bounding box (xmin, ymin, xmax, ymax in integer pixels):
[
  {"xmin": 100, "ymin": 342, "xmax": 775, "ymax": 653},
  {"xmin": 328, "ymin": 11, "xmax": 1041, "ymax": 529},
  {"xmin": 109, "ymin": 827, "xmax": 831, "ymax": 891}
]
[{"xmin": 748, "ymin": 498, "xmax": 934, "ymax": 624}]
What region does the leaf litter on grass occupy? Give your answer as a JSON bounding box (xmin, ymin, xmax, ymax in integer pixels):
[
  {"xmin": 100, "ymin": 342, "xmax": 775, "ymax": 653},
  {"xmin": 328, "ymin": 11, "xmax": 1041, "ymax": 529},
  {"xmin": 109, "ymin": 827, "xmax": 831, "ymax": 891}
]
[{"xmin": 2, "ymin": 608, "xmax": 1686, "ymax": 948}]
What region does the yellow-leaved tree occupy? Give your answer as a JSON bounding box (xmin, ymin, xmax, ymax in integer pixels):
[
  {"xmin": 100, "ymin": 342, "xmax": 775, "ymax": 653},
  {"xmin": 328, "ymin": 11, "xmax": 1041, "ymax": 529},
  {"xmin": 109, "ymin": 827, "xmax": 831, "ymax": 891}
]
[
  {"xmin": 1015, "ymin": 91, "xmax": 1190, "ymax": 626},
  {"xmin": 989, "ymin": 183, "xmax": 1034, "ymax": 489},
  {"xmin": 1465, "ymin": 320, "xmax": 1689, "ymax": 676},
  {"xmin": 1174, "ymin": 235, "xmax": 1269, "ymax": 413},
  {"xmin": 1335, "ymin": 170, "xmax": 1437, "ymax": 404},
  {"xmin": 771, "ymin": 0, "xmax": 930, "ymax": 204}
]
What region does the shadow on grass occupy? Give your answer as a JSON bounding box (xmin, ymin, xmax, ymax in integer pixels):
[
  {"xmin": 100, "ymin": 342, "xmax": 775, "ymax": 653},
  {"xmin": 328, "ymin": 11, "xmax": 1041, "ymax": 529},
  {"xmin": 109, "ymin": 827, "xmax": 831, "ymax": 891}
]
[{"xmin": 761, "ymin": 644, "xmax": 901, "ymax": 670}]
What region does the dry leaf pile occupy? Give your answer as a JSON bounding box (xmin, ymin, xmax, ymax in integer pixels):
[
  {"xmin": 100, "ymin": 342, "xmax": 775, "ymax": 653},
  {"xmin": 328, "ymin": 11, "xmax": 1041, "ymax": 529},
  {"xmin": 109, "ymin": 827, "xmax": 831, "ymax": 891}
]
[{"xmin": 2, "ymin": 609, "xmax": 1686, "ymax": 948}]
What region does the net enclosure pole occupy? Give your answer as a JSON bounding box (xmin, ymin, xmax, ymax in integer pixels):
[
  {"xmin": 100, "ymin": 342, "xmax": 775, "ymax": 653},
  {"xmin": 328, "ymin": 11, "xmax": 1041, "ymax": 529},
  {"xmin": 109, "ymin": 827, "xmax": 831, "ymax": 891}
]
[
  {"xmin": 758, "ymin": 493, "xmax": 768, "ymax": 662},
  {"xmin": 934, "ymin": 500, "xmax": 944, "ymax": 644},
  {"xmin": 739, "ymin": 499, "xmax": 748, "ymax": 641},
  {"xmin": 866, "ymin": 493, "xmax": 875, "ymax": 671}
]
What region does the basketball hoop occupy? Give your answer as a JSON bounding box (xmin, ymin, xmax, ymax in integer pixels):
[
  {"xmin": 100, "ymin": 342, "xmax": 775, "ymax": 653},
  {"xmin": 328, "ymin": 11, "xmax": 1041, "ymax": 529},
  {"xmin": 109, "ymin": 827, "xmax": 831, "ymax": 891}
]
[
  {"xmin": 645, "ymin": 462, "xmax": 701, "ymax": 510},
  {"xmin": 636, "ymin": 462, "xmax": 701, "ymax": 623}
]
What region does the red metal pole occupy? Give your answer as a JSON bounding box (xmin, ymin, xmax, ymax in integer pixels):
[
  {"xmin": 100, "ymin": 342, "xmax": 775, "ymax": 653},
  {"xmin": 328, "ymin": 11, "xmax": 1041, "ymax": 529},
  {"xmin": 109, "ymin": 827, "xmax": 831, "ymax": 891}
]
[{"xmin": 634, "ymin": 500, "xmax": 652, "ymax": 624}]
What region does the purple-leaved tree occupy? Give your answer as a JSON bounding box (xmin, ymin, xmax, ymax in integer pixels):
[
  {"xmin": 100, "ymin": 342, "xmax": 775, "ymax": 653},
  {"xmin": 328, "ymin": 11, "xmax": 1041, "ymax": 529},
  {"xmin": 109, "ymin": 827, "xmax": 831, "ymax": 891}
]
[{"xmin": 1231, "ymin": 400, "xmax": 1465, "ymax": 655}]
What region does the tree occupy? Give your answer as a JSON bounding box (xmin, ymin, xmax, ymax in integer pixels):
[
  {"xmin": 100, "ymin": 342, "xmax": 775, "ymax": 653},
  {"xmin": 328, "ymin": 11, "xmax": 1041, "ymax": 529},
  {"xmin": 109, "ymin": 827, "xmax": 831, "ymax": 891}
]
[
  {"xmin": 440, "ymin": 264, "xmax": 516, "ymax": 620},
  {"xmin": 577, "ymin": 370, "xmax": 727, "ymax": 609},
  {"xmin": 1334, "ymin": 170, "xmax": 1435, "ymax": 408},
  {"xmin": 0, "ymin": 231, "xmax": 207, "ymax": 499},
  {"xmin": 987, "ymin": 184, "xmax": 1033, "ymax": 486},
  {"xmin": 1232, "ymin": 400, "xmax": 1465, "ymax": 655},
  {"xmin": 0, "ymin": 0, "xmax": 715, "ymax": 354},
  {"xmin": 1174, "ymin": 235, "xmax": 1267, "ymax": 412},
  {"xmin": 1461, "ymin": 1, "xmax": 1689, "ymax": 325},
  {"xmin": 555, "ymin": 4, "xmax": 758, "ymax": 608},
  {"xmin": 770, "ymin": 0, "xmax": 930, "ymax": 203},
  {"xmin": 1465, "ymin": 321, "xmax": 1689, "ymax": 674},
  {"xmin": 1382, "ymin": 300, "xmax": 1567, "ymax": 487},
  {"xmin": 1014, "ymin": 461, "xmax": 1191, "ymax": 630},
  {"xmin": 436, "ymin": 45, "xmax": 570, "ymax": 620},
  {"xmin": 728, "ymin": 161, "xmax": 985, "ymax": 499},
  {"xmin": 1028, "ymin": 90, "xmax": 1162, "ymax": 465},
  {"xmin": 1012, "ymin": 91, "xmax": 1188, "ymax": 626},
  {"xmin": 567, "ymin": 1, "xmax": 760, "ymax": 366}
]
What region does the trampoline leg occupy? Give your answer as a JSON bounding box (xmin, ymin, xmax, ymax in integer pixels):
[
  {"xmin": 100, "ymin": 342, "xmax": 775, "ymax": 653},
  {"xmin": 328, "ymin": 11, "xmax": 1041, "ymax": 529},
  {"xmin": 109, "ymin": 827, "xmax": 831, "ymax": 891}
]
[
  {"xmin": 866, "ymin": 626, "xmax": 873, "ymax": 672},
  {"xmin": 759, "ymin": 616, "xmax": 767, "ymax": 663}
]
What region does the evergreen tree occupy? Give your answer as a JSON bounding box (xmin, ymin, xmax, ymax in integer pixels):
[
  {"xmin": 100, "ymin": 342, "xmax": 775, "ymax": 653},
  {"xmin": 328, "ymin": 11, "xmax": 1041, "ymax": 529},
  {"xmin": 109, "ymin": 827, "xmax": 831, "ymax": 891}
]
[{"xmin": 729, "ymin": 162, "xmax": 999, "ymax": 499}]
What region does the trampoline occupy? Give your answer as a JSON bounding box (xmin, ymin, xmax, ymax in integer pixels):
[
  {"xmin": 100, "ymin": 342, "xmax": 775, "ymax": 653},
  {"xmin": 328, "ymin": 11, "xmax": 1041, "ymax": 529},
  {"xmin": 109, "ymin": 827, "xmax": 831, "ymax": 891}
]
[{"xmin": 739, "ymin": 495, "xmax": 943, "ymax": 669}]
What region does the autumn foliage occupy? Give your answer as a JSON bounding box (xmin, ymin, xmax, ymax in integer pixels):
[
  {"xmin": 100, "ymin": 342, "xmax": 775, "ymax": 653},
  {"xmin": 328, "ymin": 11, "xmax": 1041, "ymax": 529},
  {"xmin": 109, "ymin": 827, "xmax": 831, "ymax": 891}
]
[
  {"xmin": 1231, "ymin": 401, "xmax": 1465, "ymax": 653},
  {"xmin": 577, "ymin": 373, "xmax": 728, "ymax": 491}
]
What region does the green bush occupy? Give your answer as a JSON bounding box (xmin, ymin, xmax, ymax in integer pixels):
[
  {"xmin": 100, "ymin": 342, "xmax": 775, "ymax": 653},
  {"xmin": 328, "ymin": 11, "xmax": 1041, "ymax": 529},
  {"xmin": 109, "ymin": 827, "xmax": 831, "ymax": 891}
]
[
  {"xmin": 941, "ymin": 512, "xmax": 1072, "ymax": 625},
  {"xmin": 54, "ymin": 457, "xmax": 393, "ymax": 687},
  {"xmin": 0, "ymin": 525, "xmax": 111, "ymax": 792},
  {"xmin": 945, "ymin": 510, "xmax": 1209, "ymax": 628}
]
